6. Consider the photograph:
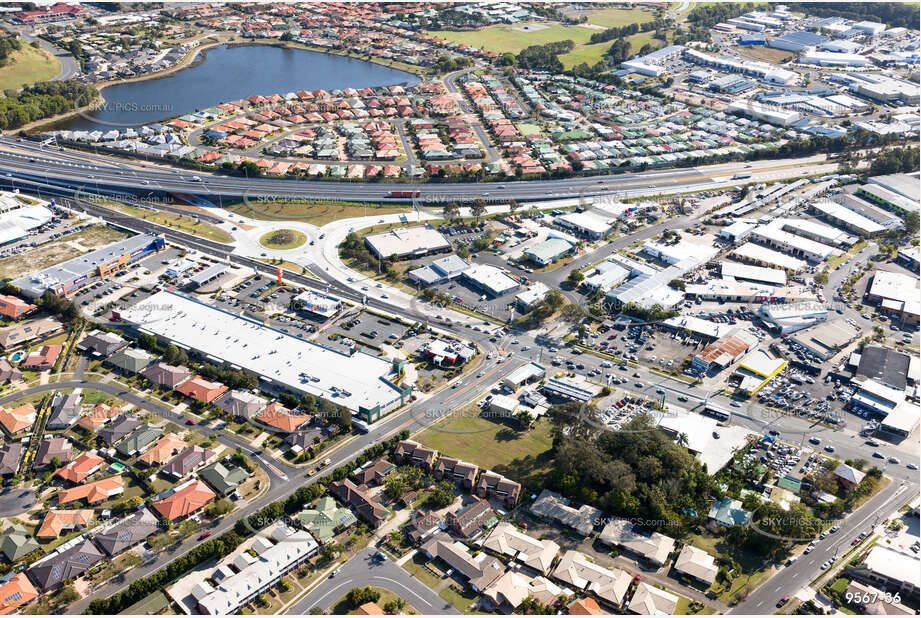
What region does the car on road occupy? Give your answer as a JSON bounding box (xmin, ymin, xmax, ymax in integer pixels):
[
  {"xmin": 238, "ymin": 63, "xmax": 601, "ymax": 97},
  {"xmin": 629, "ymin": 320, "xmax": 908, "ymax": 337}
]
[
  {"xmin": 824, "ymin": 445, "xmax": 835, "ymax": 453},
  {"xmin": 873, "ymin": 451, "xmax": 884, "ymax": 458},
  {"xmin": 861, "ymin": 313, "xmax": 871, "ymax": 320},
  {"xmin": 330, "ymin": 568, "xmax": 341, "ymax": 578},
  {"xmin": 186, "ymin": 419, "xmax": 197, "ymax": 425},
  {"xmin": 777, "ymin": 597, "xmax": 789, "ymax": 608},
  {"xmin": 830, "ymin": 525, "xmax": 840, "ymax": 533},
  {"xmin": 730, "ymin": 401, "xmax": 741, "ymax": 408},
  {"xmin": 866, "ymin": 440, "xmax": 879, "ymax": 447},
  {"xmin": 199, "ymin": 531, "xmax": 212, "ymax": 540},
  {"xmin": 888, "ymin": 456, "xmax": 900, "ymax": 464},
  {"xmin": 677, "ymin": 396, "xmax": 688, "ymax": 402},
  {"xmin": 908, "ymin": 463, "xmax": 918, "ymax": 470},
  {"xmin": 635, "ymin": 382, "xmax": 644, "ymax": 388}
]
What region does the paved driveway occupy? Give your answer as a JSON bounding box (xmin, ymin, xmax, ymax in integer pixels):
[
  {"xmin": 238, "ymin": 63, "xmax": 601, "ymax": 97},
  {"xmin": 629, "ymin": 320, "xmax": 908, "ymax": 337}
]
[{"xmin": 286, "ymin": 548, "xmax": 459, "ymax": 615}]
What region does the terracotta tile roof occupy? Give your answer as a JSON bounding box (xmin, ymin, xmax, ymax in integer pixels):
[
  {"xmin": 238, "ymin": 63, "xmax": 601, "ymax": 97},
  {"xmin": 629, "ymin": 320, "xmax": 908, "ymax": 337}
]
[
  {"xmin": 0, "ymin": 403, "xmax": 35, "ymax": 435},
  {"xmin": 36, "ymin": 509, "xmax": 93, "ymax": 539},
  {"xmin": 57, "ymin": 475, "xmax": 124, "ymax": 505},
  {"xmin": 176, "ymin": 376, "xmax": 228, "ymax": 403},
  {"xmin": 152, "ymin": 480, "xmax": 215, "ymax": 521},
  {"xmin": 0, "ymin": 573, "xmax": 38, "ymax": 614},
  {"xmin": 138, "ymin": 433, "xmax": 188, "ymax": 466},
  {"xmin": 254, "ymin": 402, "xmax": 311, "ymax": 433},
  {"xmin": 55, "ymin": 451, "xmax": 105, "ymax": 483},
  {"xmin": 568, "ymin": 597, "xmax": 604, "ymax": 615}
]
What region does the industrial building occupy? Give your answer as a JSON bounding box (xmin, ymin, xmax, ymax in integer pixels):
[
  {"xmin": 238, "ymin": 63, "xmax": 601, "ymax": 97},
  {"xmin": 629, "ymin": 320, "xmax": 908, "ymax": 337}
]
[
  {"xmin": 364, "ymin": 226, "xmax": 450, "ymax": 259},
  {"xmin": 461, "ymin": 264, "xmax": 520, "ymax": 297},
  {"xmin": 523, "ymin": 238, "xmax": 573, "ymax": 266},
  {"xmin": 0, "ymin": 198, "xmax": 53, "ymax": 246},
  {"xmin": 120, "ymin": 291, "xmax": 410, "ymax": 421},
  {"xmin": 800, "ymin": 50, "xmax": 869, "ymax": 67},
  {"xmin": 768, "ymin": 31, "xmax": 827, "ymax": 52},
  {"xmin": 749, "ymin": 221, "xmax": 840, "ymax": 263},
  {"xmin": 726, "ymin": 100, "xmax": 801, "ymax": 127},
  {"xmin": 810, "ymin": 200, "xmax": 886, "ymax": 236},
  {"xmin": 720, "ymin": 261, "xmax": 786, "ymax": 286},
  {"xmin": 691, "ymin": 329, "xmax": 757, "ymax": 373},
  {"xmin": 865, "ymin": 270, "xmax": 921, "ymax": 325},
  {"xmin": 408, "ymin": 254, "xmax": 470, "ymax": 286},
  {"xmin": 13, "ymin": 232, "xmax": 165, "ymax": 298},
  {"xmin": 757, "ymin": 302, "xmax": 829, "ymax": 335},
  {"xmin": 732, "ymin": 349, "xmax": 787, "ymax": 395},
  {"xmin": 290, "ymin": 290, "xmax": 344, "ymax": 319},
  {"xmin": 554, "ymin": 211, "xmax": 611, "ymax": 239},
  {"xmin": 788, "ymin": 319, "xmax": 860, "ymax": 360}
]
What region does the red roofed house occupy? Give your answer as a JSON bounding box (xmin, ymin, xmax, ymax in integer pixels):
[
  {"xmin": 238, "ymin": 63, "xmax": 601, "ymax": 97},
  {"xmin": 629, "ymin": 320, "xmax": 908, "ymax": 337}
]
[
  {"xmin": 0, "ymin": 294, "xmax": 35, "ymax": 319},
  {"xmin": 0, "ymin": 403, "xmax": 35, "ymax": 437},
  {"xmin": 21, "ymin": 344, "xmax": 62, "ymax": 370},
  {"xmin": 152, "ymin": 479, "xmax": 216, "ymax": 521},
  {"xmin": 55, "ymin": 451, "xmax": 105, "ymax": 484},
  {"xmin": 0, "ymin": 573, "xmax": 39, "ymax": 614},
  {"xmin": 176, "ymin": 376, "xmax": 228, "ymax": 403},
  {"xmin": 57, "ymin": 475, "xmax": 124, "ymax": 505}
]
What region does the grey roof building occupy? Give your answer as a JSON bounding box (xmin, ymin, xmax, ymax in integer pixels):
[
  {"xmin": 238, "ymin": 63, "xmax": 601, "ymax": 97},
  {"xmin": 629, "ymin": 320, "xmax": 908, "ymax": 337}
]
[
  {"xmin": 93, "ymin": 508, "xmax": 161, "ymax": 557},
  {"xmin": 198, "ymin": 461, "xmax": 249, "ymax": 496},
  {"xmin": 0, "ymin": 524, "xmax": 39, "ymax": 561},
  {"xmin": 0, "ymin": 359, "xmax": 22, "ymax": 384},
  {"xmin": 99, "ymin": 415, "xmax": 143, "ymax": 445},
  {"xmin": 27, "ymin": 538, "xmax": 103, "ymax": 590},
  {"xmin": 162, "ymin": 445, "xmax": 215, "ymax": 479},
  {"xmin": 79, "ymin": 330, "xmax": 128, "ymax": 357},
  {"xmin": 34, "ymin": 436, "xmax": 74, "ymax": 468},
  {"xmin": 142, "ymin": 362, "xmax": 192, "ymax": 388},
  {"xmin": 47, "ymin": 392, "xmax": 83, "ymax": 430},
  {"xmin": 215, "ymin": 389, "xmax": 267, "ymax": 420},
  {"xmin": 0, "ymin": 442, "xmax": 22, "ymax": 476}
]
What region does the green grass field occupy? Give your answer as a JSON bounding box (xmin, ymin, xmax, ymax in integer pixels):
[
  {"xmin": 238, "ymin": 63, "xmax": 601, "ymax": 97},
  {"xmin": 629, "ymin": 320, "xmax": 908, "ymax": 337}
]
[
  {"xmin": 0, "ymin": 44, "xmax": 60, "ymax": 91},
  {"xmin": 259, "ymin": 229, "xmax": 307, "ymax": 250},
  {"xmin": 415, "ymin": 413, "xmax": 555, "ymax": 491},
  {"xmin": 429, "ymin": 8, "xmax": 661, "ymax": 71}
]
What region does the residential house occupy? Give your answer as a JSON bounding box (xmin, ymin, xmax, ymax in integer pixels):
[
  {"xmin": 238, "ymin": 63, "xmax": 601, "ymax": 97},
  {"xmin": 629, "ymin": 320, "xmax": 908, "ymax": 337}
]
[
  {"xmin": 355, "ymin": 457, "xmax": 396, "ymax": 486},
  {"xmin": 481, "ymin": 522, "xmax": 560, "ymax": 575},
  {"xmin": 26, "ymin": 539, "xmax": 103, "ymax": 590},
  {"xmin": 568, "ymin": 597, "xmax": 605, "ymax": 615},
  {"xmin": 708, "ymin": 497, "xmax": 752, "ymax": 527},
  {"xmin": 79, "ymin": 330, "xmax": 128, "ymax": 357},
  {"xmin": 107, "ymin": 347, "xmax": 155, "ymax": 373},
  {"xmin": 176, "ymin": 376, "xmax": 228, "ymax": 403},
  {"xmin": 297, "ymin": 496, "xmax": 358, "ymax": 543},
  {"xmin": 329, "ymin": 480, "xmax": 390, "ymax": 528},
  {"xmin": 845, "ymin": 545, "xmax": 920, "ymax": 601},
  {"xmin": 673, "ymin": 545, "xmax": 719, "ymax": 585},
  {"xmin": 36, "ymin": 509, "xmax": 93, "ymax": 539},
  {"xmin": 0, "ymin": 359, "xmax": 21, "ymax": 384},
  {"xmin": 46, "ymin": 392, "xmax": 83, "ymax": 430},
  {"xmin": 627, "ymin": 582, "xmax": 679, "ymax": 614},
  {"xmin": 152, "ymin": 479, "xmax": 216, "ymax": 521},
  {"xmin": 480, "ymin": 571, "xmax": 563, "ymax": 613},
  {"xmin": 0, "ymin": 316, "xmax": 63, "ymax": 350},
  {"xmin": 530, "ymin": 489, "xmax": 602, "ymax": 537},
  {"xmin": 55, "ymin": 451, "xmax": 105, "ymax": 484},
  {"xmin": 403, "ymin": 510, "xmax": 442, "ymax": 545},
  {"xmin": 138, "ymin": 433, "xmax": 188, "ymax": 466},
  {"xmin": 93, "ymin": 507, "xmax": 161, "ymax": 557},
  {"xmin": 215, "ymin": 389, "xmax": 267, "ymax": 420},
  {"xmin": 142, "ymin": 362, "xmax": 192, "ymax": 388},
  {"xmin": 98, "ymin": 415, "xmax": 142, "ymax": 445},
  {"xmin": 0, "ymin": 294, "xmax": 35, "ymax": 319},
  {"xmin": 552, "ymin": 550, "xmax": 632, "ymax": 608},
  {"xmin": 34, "ymin": 436, "xmax": 73, "ymax": 468},
  {"xmin": 0, "ymin": 524, "xmax": 39, "ymax": 561},
  {"xmin": 57, "ymin": 475, "xmax": 124, "ymax": 505},
  {"xmin": 598, "ymin": 520, "xmax": 676, "ymax": 567},
  {"xmin": 356, "ymin": 602, "xmax": 385, "ymax": 615},
  {"xmin": 475, "ymin": 470, "xmax": 521, "ymax": 508},
  {"xmin": 446, "ymin": 498, "xmax": 496, "ymax": 540},
  {"xmin": 0, "ymin": 573, "xmax": 38, "ymax": 612},
  {"xmin": 394, "ymin": 439, "xmax": 438, "ymax": 471},
  {"xmin": 0, "ymin": 403, "xmax": 35, "ymax": 436},
  {"xmin": 115, "ymin": 424, "xmax": 163, "ymax": 457},
  {"xmin": 162, "ymin": 445, "xmax": 215, "ymax": 479},
  {"xmin": 254, "ymin": 403, "xmax": 312, "ymax": 433},
  {"xmin": 420, "ymin": 532, "xmax": 505, "ymax": 592},
  {"xmin": 0, "ymin": 442, "xmax": 22, "ymax": 476},
  {"xmin": 198, "ymin": 461, "xmax": 249, "ymax": 497},
  {"xmin": 834, "ymin": 462, "xmax": 866, "ymax": 490},
  {"xmin": 21, "ymin": 344, "xmax": 61, "ymax": 370},
  {"xmin": 434, "ymin": 456, "xmax": 479, "ymax": 490}
]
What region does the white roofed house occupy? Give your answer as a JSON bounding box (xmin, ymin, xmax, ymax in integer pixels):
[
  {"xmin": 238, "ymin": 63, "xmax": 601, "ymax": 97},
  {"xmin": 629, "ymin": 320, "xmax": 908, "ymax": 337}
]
[
  {"xmin": 598, "ymin": 519, "xmax": 676, "ymax": 567},
  {"xmin": 673, "ymin": 545, "xmax": 718, "ymax": 585},
  {"xmin": 481, "ymin": 522, "xmax": 560, "ymax": 574},
  {"xmin": 551, "ymin": 550, "xmax": 632, "ymax": 608},
  {"xmin": 215, "ymin": 390, "xmax": 268, "ymax": 420}
]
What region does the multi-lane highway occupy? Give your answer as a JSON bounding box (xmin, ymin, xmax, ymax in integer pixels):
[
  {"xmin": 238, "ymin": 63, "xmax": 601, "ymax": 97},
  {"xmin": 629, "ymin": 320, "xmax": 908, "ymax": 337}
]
[{"xmin": 0, "ymin": 135, "xmax": 837, "ymax": 204}]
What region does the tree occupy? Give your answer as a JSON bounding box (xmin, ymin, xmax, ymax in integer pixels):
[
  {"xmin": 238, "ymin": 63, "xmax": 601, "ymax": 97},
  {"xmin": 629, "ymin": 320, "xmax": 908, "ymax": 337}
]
[
  {"xmin": 425, "ymin": 480, "xmax": 455, "ymax": 509},
  {"xmin": 667, "ymin": 278, "xmax": 686, "ymax": 291},
  {"xmin": 309, "ymin": 607, "xmax": 324, "ymax": 615},
  {"xmin": 205, "ymin": 498, "xmax": 234, "ymax": 519},
  {"xmin": 814, "ymin": 271, "xmax": 829, "ymax": 285},
  {"xmin": 346, "ymin": 587, "xmax": 380, "ymax": 608},
  {"xmin": 55, "ymin": 585, "xmax": 79, "ymax": 606},
  {"xmin": 567, "ymin": 270, "xmax": 584, "ymax": 285},
  {"xmin": 904, "ymin": 211, "xmax": 919, "ymax": 236},
  {"xmin": 560, "ymin": 303, "xmax": 585, "ymax": 324},
  {"xmin": 456, "ymin": 244, "xmax": 470, "ymax": 259},
  {"xmin": 383, "ymin": 598, "xmax": 408, "ymax": 614},
  {"xmin": 470, "ymin": 198, "xmax": 486, "ymax": 223},
  {"xmin": 384, "ymin": 473, "xmax": 408, "ymax": 501},
  {"xmin": 507, "ymin": 199, "xmax": 519, "ymax": 214},
  {"xmin": 442, "ymin": 202, "xmax": 460, "ymax": 222}
]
